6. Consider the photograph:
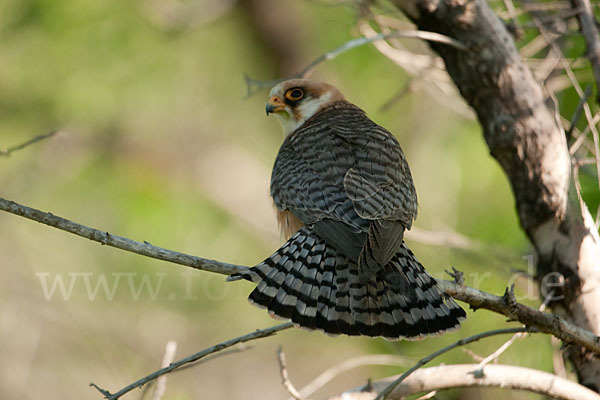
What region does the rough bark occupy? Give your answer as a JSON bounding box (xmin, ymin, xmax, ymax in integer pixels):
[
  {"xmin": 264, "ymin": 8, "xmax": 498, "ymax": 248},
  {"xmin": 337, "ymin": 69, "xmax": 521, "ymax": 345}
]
[{"xmin": 391, "ymin": 0, "xmax": 600, "ymax": 390}]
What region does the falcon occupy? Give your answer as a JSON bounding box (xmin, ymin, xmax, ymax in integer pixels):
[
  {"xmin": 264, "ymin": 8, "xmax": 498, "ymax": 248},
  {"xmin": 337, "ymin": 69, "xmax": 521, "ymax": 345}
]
[{"xmin": 229, "ymin": 79, "xmax": 465, "ymax": 339}]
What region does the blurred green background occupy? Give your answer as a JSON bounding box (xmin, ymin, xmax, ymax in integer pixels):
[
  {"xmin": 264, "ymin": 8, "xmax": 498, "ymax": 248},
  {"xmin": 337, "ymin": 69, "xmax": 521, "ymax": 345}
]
[{"xmin": 0, "ymin": 0, "xmax": 587, "ymax": 399}]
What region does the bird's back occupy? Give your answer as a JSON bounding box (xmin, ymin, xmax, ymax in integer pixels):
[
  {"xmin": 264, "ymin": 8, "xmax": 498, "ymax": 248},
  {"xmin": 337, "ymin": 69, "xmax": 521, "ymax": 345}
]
[{"xmin": 229, "ymin": 101, "xmax": 466, "ymax": 339}]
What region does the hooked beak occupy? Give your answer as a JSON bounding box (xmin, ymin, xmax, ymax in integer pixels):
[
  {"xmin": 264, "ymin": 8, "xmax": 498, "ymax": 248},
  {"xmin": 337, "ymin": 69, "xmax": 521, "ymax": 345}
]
[{"xmin": 266, "ymin": 96, "xmax": 286, "ymax": 116}]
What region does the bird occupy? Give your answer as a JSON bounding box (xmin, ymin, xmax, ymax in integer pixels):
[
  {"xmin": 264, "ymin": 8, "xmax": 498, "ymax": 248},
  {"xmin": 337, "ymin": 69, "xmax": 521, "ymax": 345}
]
[{"xmin": 228, "ymin": 79, "xmax": 465, "ymax": 340}]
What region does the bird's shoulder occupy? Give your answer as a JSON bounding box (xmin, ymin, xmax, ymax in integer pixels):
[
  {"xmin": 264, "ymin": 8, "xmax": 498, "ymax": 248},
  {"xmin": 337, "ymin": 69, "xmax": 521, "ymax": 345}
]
[{"xmin": 281, "ymin": 100, "xmax": 400, "ymax": 153}]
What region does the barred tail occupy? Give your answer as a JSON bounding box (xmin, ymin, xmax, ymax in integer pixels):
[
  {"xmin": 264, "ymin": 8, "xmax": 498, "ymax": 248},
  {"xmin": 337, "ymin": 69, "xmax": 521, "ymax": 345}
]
[{"xmin": 228, "ymin": 226, "xmax": 465, "ymax": 340}]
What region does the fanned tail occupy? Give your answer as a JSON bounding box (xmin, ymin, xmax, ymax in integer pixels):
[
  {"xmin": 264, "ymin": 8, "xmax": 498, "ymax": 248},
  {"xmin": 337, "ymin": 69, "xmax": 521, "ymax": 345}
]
[{"xmin": 228, "ymin": 226, "xmax": 465, "ymax": 340}]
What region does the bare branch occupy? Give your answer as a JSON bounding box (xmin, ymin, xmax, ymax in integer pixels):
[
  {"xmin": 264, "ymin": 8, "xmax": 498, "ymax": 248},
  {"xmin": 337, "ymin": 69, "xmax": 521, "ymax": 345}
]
[
  {"xmin": 570, "ymin": 111, "xmax": 600, "ymax": 155},
  {"xmin": 501, "ymin": 0, "xmax": 521, "ymax": 37},
  {"xmin": 0, "ymin": 131, "xmax": 57, "ymax": 157},
  {"xmin": 374, "ymin": 327, "xmax": 532, "ymax": 399},
  {"xmin": 152, "ymin": 341, "xmax": 177, "ymax": 400},
  {"xmin": 439, "ymin": 280, "xmax": 600, "ymax": 354},
  {"xmin": 1, "ymin": 197, "xmax": 599, "ymax": 355},
  {"xmin": 469, "ymin": 289, "xmax": 556, "ymax": 375},
  {"xmin": 552, "ymin": 336, "xmax": 569, "ymax": 378},
  {"xmin": 293, "ymin": 355, "xmax": 412, "ymax": 400},
  {"xmin": 357, "ymin": 21, "xmax": 474, "ymax": 119},
  {"xmin": 244, "ymin": 29, "xmax": 467, "ymax": 97},
  {"xmin": 90, "ymin": 322, "xmax": 293, "ymax": 399},
  {"xmin": 473, "ymin": 332, "xmax": 523, "ymax": 370},
  {"xmin": 0, "ymin": 197, "xmax": 246, "ymax": 276},
  {"xmin": 277, "ymin": 347, "xmax": 301, "ymax": 400},
  {"xmin": 339, "ymin": 364, "xmax": 600, "ymax": 400},
  {"xmin": 566, "ymin": 84, "xmax": 593, "ymax": 141},
  {"xmin": 414, "ymin": 391, "xmax": 437, "ymax": 400},
  {"xmin": 572, "ymin": 0, "xmax": 600, "ymax": 103},
  {"xmin": 532, "ymin": 14, "xmax": 600, "ymax": 194},
  {"xmin": 389, "ymin": 0, "xmax": 600, "ymax": 387},
  {"xmin": 461, "ymin": 348, "xmax": 485, "ymax": 362}
]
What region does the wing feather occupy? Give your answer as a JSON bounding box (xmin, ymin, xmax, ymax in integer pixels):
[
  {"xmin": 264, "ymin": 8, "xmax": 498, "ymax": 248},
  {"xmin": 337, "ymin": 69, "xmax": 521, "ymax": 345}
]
[{"xmin": 271, "ymin": 101, "xmax": 417, "ymax": 267}]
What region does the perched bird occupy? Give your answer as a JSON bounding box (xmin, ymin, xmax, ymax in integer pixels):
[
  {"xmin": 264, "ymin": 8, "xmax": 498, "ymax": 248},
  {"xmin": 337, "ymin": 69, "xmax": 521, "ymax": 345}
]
[{"xmin": 229, "ymin": 79, "xmax": 465, "ymax": 340}]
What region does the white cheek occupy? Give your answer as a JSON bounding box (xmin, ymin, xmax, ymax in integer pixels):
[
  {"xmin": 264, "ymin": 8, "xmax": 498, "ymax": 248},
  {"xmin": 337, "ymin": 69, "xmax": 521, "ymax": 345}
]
[
  {"xmin": 278, "ymin": 92, "xmax": 333, "ymax": 137},
  {"xmin": 297, "ymin": 96, "xmax": 327, "ymax": 124},
  {"xmin": 275, "ymin": 113, "xmax": 301, "ymax": 137},
  {"xmin": 272, "ymin": 92, "xmax": 333, "ymax": 137}
]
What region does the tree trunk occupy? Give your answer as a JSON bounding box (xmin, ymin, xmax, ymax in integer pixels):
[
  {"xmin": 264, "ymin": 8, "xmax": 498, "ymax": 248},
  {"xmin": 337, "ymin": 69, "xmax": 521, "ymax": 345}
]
[{"xmin": 391, "ymin": 0, "xmax": 600, "ymax": 390}]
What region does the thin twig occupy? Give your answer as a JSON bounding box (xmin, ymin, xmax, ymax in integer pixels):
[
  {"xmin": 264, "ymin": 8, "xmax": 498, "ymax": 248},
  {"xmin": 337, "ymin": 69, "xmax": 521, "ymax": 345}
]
[
  {"xmin": 1, "ymin": 197, "xmax": 599, "ymax": 355},
  {"xmin": 414, "ymin": 391, "xmax": 437, "ymax": 400},
  {"xmin": 570, "ymin": 111, "xmax": 600, "ymax": 155},
  {"xmin": 502, "ymin": 0, "xmax": 522, "ymax": 38},
  {"xmin": 0, "ymin": 197, "xmax": 247, "ymax": 276},
  {"xmin": 0, "ymin": 131, "xmax": 57, "ymax": 157},
  {"xmin": 174, "ymin": 346, "xmax": 250, "ymax": 373},
  {"xmin": 474, "ymin": 333, "xmax": 522, "ymax": 370},
  {"xmin": 90, "ymin": 322, "xmax": 293, "ymax": 399},
  {"xmin": 379, "ymin": 74, "xmax": 425, "ymax": 112},
  {"xmin": 470, "ymin": 289, "xmax": 556, "ymax": 375},
  {"xmin": 152, "ymin": 341, "xmax": 177, "ymax": 400},
  {"xmin": 461, "ymin": 348, "xmax": 485, "ymax": 362},
  {"xmin": 374, "ymin": 327, "xmax": 534, "ymax": 399},
  {"xmin": 573, "ymin": 159, "xmax": 588, "ymax": 213},
  {"xmin": 572, "ymin": 0, "xmax": 600, "ymax": 103},
  {"xmin": 552, "ymin": 336, "xmax": 569, "ymax": 378},
  {"xmin": 277, "ymin": 347, "xmax": 302, "ymax": 400},
  {"xmin": 566, "ymin": 84, "xmax": 593, "ymax": 141},
  {"xmin": 357, "ymin": 21, "xmax": 474, "ymax": 119},
  {"xmin": 294, "ymin": 355, "xmax": 412, "ymax": 400},
  {"xmin": 244, "ymin": 30, "xmax": 467, "ymax": 97},
  {"xmin": 533, "ymin": 15, "xmax": 600, "ymax": 190}
]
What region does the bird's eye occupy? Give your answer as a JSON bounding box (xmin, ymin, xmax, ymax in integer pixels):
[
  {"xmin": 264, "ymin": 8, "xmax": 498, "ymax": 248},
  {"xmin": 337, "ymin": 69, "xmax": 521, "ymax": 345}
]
[{"xmin": 285, "ymin": 88, "xmax": 304, "ymax": 101}]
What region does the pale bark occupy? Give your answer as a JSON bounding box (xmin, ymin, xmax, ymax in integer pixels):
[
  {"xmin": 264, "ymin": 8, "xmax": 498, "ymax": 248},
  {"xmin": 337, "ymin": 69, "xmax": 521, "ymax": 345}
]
[
  {"xmin": 391, "ymin": 0, "xmax": 600, "ymax": 389},
  {"xmin": 336, "ymin": 364, "xmax": 600, "ymax": 400}
]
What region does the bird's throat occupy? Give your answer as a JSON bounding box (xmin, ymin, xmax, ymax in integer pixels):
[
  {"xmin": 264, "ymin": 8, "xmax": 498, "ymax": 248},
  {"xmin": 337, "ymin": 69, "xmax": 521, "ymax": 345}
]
[{"xmin": 275, "ymin": 112, "xmax": 302, "ymax": 138}]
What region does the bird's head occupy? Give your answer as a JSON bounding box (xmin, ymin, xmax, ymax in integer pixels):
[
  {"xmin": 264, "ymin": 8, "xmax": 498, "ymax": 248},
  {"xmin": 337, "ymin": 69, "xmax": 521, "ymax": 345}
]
[{"xmin": 266, "ymin": 79, "xmax": 344, "ymax": 137}]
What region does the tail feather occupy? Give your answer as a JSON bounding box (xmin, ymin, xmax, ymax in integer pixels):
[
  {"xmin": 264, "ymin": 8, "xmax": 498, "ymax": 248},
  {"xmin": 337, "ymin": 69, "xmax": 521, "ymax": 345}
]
[
  {"xmin": 229, "ymin": 226, "xmax": 466, "ymax": 340},
  {"xmin": 290, "ymin": 264, "xmax": 319, "ymax": 329},
  {"xmin": 351, "ymin": 279, "xmax": 382, "ymax": 336},
  {"xmin": 334, "ymin": 257, "xmax": 360, "ymax": 335},
  {"xmin": 316, "ymin": 252, "xmax": 339, "ymax": 334}
]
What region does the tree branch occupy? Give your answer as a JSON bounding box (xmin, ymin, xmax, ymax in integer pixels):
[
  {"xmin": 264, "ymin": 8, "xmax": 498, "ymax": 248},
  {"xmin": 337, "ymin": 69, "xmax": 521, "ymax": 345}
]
[
  {"xmin": 572, "ymin": 0, "xmax": 600, "ymax": 103},
  {"xmin": 0, "ymin": 131, "xmax": 57, "ymax": 157},
  {"xmin": 0, "ymin": 197, "xmax": 246, "ymax": 276},
  {"xmin": 390, "ymin": 0, "xmax": 600, "ymax": 389},
  {"xmin": 292, "ymin": 355, "xmax": 412, "ymax": 400},
  {"xmin": 438, "ymin": 281, "xmax": 600, "ymax": 354},
  {"xmin": 90, "ymin": 322, "xmax": 293, "ymax": 399},
  {"xmin": 277, "ymin": 347, "xmax": 302, "ymax": 400},
  {"xmin": 152, "ymin": 340, "xmax": 177, "ymax": 400},
  {"xmin": 339, "ymin": 364, "xmax": 600, "ymax": 400},
  {"xmin": 375, "ymin": 327, "xmax": 532, "ymax": 399},
  {"xmin": 244, "ymin": 29, "xmax": 467, "ymax": 97},
  {"xmin": 1, "ymin": 196, "xmax": 599, "ymax": 356}
]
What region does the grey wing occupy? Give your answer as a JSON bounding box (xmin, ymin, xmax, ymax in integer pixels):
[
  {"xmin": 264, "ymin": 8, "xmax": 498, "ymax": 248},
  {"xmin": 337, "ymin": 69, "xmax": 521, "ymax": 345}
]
[
  {"xmin": 343, "ymin": 141, "xmax": 417, "ymax": 225},
  {"xmin": 271, "ymin": 103, "xmax": 417, "ymax": 266},
  {"xmin": 329, "ymin": 107, "xmax": 417, "ymax": 226},
  {"xmin": 271, "ymin": 115, "xmax": 368, "ymax": 260}
]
